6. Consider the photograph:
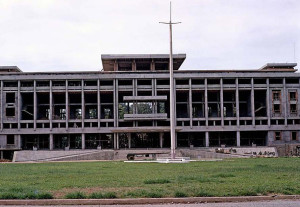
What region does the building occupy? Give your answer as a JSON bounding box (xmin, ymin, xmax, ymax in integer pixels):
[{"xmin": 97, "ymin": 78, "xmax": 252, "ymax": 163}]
[{"xmin": 0, "ymin": 55, "xmax": 299, "ymax": 159}]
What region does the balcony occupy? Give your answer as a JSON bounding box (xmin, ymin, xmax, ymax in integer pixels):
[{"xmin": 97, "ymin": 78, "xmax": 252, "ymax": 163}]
[
  {"xmin": 123, "ymin": 96, "xmax": 167, "ymax": 101},
  {"xmin": 124, "ymin": 113, "xmax": 167, "ymax": 121}
]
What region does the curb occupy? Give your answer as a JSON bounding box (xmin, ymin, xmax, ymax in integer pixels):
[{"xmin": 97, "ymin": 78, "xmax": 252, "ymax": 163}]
[{"xmin": 0, "ymin": 195, "xmax": 299, "ymax": 205}]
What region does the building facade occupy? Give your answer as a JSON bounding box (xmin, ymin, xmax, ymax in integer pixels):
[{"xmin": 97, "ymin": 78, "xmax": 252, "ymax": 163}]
[{"xmin": 0, "ymin": 54, "xmax": 299, "ymax": 159}]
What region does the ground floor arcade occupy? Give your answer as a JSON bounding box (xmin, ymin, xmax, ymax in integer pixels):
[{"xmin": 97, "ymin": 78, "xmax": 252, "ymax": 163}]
[{"xmin": 18, "ymin": 131, "xmax": 268, "ymax": 150}]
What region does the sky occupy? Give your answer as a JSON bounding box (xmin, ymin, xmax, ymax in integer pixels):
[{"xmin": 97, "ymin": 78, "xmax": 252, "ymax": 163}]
[{"xmin": 0, "ymin": 0, "xmax": 300, "ymax": 72}]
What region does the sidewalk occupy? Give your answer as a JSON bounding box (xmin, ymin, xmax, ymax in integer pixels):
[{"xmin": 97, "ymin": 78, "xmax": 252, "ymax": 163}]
[{"xmin": 0, "ymin": 195, "xmax": 299, "ymax": 205}]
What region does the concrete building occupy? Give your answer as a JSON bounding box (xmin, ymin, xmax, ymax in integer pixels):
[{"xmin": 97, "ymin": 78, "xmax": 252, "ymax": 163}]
[{"xmin": 0, "ymin": 55, "xmax": 299, "ymax": 159}]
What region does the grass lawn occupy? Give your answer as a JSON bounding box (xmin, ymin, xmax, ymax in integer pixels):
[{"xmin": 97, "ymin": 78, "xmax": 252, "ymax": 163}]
[{"xmin": 0, "ymin": 158, "xmax": 300, "ymax": 199}]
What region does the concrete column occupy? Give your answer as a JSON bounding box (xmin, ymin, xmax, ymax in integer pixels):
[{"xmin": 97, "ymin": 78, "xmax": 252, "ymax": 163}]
[
  {"xmin": 205, "ymin": 131, "xmax": 209, "ymax": 147},
  {"xmin": 133, "ymin": 79, "xmax": 137, "ymax": 115},
  {"xmin": 50, "ymin": 80, "xmax": 53, "ymax": 130},
  {"xmin": 235, "ymin": 78, "xmax": 240, "ymax": 127},
  {"xmin": 283, "ymin": 78, "xmax": 288, "ymax": 126},
  {"xmin": 159, "ymin": 132, "xmax": 164, "ymax": 148},
  {"xmin": 251, "ymin": 78, "xmax": 255, "ymax": 127},
  {"xmin": 17, "ymin": 80, "xmax": 21, "ymax": 130},
  {"xmin": 81, "ymin": 80, "xmax": 84, "ymax": 129},
  {"xmin": 49, "ymin": 134, "xmax": 53, "ymax": 150},
  {"xmin": 116, "ymin": 133, "xmax": 119, "ymax": 150},
  {"xmin": 189, "ymin": 78, "xmax": 193, "ymax": 128},
  {"xmin": 173, "ymin": 79, "xmax": 177, "ymax": 126},
  {"xmin": 236, "ymin": 131, "xmax": 240, "ymax": 147},
  {"xmin": 0, "ymin": 81, "xmax": 3, "ymax": 131},
  {"xmin": 204, "ymin": 79, "xmax": 208, "ymax": 127},
  {"xmin": 65, "ymin": 80, "xmax": 69, "ymax": 130},
  {"xmin": 114, "ymin": 60, "xmax": 118, "ymax": 71},
  {"xmin": 132, "ymin": 60, "xmax": 136, "ymax": 71},
  {"xmin": 266, "ymin": 78, "xmax": 271, "ymax": 127},
  {"xmin": 17, "ymin": 134, "xmax": 21, "ymax": 149},
  {"xmin": 115, "ymin": 80, "xmax": 119, "ymax": 127},
  {"xmin": 0, "ymin": 151, "xmax": 3, "ymax": 159},
  {"xmin": 81, "ymin": 133, "xmax": 85, "ymax": 150},
  {"xmin": 113, "ymin": 80, "xmax": 116, "ymax": 127},
  {"xmin": 34, "ymin": 80, "xmax": 37, "ymax": 130},
  {"xmin": 113, "ymin": 133, "xmax": 117, "ymax": 149},
  {"xmin": 220, "ymin": 78, "xmax": 224, "ymax": 127},
  {"xmin": 150, "ymin": 60, "xmax": 155, "ymax": 71},
  {"xmin": 97, "ymin": 79, "xmax": 101, "ymax": 129},
  {"xmin": 128, "ymin": 133, "xmax": 131, "ymax": 149}
]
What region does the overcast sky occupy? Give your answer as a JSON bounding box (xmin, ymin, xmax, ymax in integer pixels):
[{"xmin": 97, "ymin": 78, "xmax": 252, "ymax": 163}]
[{"xmin": 0, "ymin": 0, "xmax": 299, "ymax": 72}]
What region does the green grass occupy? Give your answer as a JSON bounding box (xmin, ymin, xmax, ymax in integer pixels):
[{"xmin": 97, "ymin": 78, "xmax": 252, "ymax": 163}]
[
  {"xmin": 1, "ymin": 158, "xmax": 300, "ymax": 199},
  {"xmin": 144, "ymin": 178, "xmax": 171, "ymax": 184}
]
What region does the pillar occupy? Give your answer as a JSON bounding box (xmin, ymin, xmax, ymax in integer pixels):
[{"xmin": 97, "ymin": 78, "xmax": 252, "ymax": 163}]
[
  {"xmin": 189, "ymin": 78, "xmax": 193, "ymax": 128},
  {"xmin": 235, "ymin": 78, "xmax": 240, "ymax": 127},
  {"xmin": 204, "ymin": 79, "xmax": 208, "ymax": 127},
  {"xmin": 50, "ymin": 80, "xmax": 53, "ymax": 130},
  {"xmin": 251, "ymin": 78, "xmax": 255, "ymax": 127},
  {"xmin": 159, "ymin": 132, "xmax": 164, "ymax": 148},
  {"xmin": 113, "ymin": 133, "xmax": 117, "ymax": 150},
  {"xmin": 97, "ymin": 79, "xmax": 101, "ymax": 129},
  {"xmin": 132, "ymin": 60, "xmax": 136, "ymax": 71},
  {"xmin": 236, "ymin": 131, "xmax": 240, "ymax": 147},
  {"xmin": 81, "ymin": 80, "xmax": 85, "ymax": 129},
  {"xmin": 33, "ymin": 80, "xmax": 37, "ymax": 130},
  {"xmin": 283, "ymin": 78, "xmax": 288, "ymax": 126},
  {"xmin": 49, "ymin": 134, "xmax": 53, "ymax": 150},
  {"xmin": 17, "ymin": 135, "xmax": 21, "ymax": 149},
  {"xmin": 150, "ymin": 60, "xmax": 155, "ymax": 71},
  {"xmin": 205, "ymin": 131, "xmax": 209, "ymax": 147},
  {"xmin": 65, "ymin": 80, "xmax": 69, "ymax": 130},
  {"xmin": 0, "ymin": 151, "xmax": 3, "ymax": 159},
  {"xmin": 116, "ymin": 133, "xmax": 119, "ymax": 150},
  {"xmin": 17, "ymin": 81, "xmax": 21, "ymax": 130},
  {"xmin": 128, "ymin": 133, "xmax": 131, "ymax": 149},
  {"xmin": 266, "ymin": 78, "xmax": 271, "ymax": 127},
  {"xmin": 81, "ymin": 133, "xmax": 85, "ymax": 150},
  {"xmin": 220, "ymin": 78, "xmax": 224, "ymax": 126},
  {"xmin": 114, "ymin": 60, "xmax": 118, "ymax": 71}
]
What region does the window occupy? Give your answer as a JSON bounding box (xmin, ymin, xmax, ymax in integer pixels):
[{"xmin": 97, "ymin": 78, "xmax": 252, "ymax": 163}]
[
  {"xmin": 137, "ymin": 102, "xmax": 152, "ymax": 114},
  {"xmin": 272, "ymin": 91, "xmax": 281, "ymax": 101},
  {"xmin": 273, "ymin": 104, "xmax": 281, "ymax": 113},
  {"xmin": 275, "ymin": 131, "xmax": 281, "ymax": 141},
  {"xmin": 290, "ymin": 104, "xmax": 297, "ymax": 114},
  {"xmin": 104, "ymin": 108, "xmax": 112, "ymax": 119},
  {"xmin": 6, "ymin": 108, "xmax": 15, "ymax": 117},
  {"xmin": 59, "ymin": 109, "xmax": 66, "ymax": 120},
  {"xmin": 89, "ymin": 109, "xmax": 97, "ymax": 119},
  {"xmin": 6, "ymin": 93, "xmax": 15, "ymax": 103},
  {"xmin": 291, "ymin": 131, "xmax": 297, "ymax": 141},
  {"xmin": 7, "ymin": 135, "xmax": 15, "ymax": 145},
  {"xmin": 289, "ymin": 91, "xmax": 297, "ymax": 101}
]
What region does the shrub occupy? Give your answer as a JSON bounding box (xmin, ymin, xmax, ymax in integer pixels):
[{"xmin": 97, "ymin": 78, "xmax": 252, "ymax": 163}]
[
  {"xmin": 0, "ymin": 191, "xmax": 53, "ymax": 200},
  {"xmin": 144, "ymin": 179, "xmax": 170, "ymax": 184},
  {"xmin": 65, "ymin": 192, "xmax": 87, "ymax": 199},
  {"xmin": 194, "ymin": 190, "xmax": 213, "ymax": 197},
  {"xmin": 0, "ymin": 193, "xmax": 21, "ymax": 199},
  {"xmin": 174, "ymin": 191, "xmax": 188, "ymax": 197},
  {"xmin": 145, "ymin": 192, "xmax": 163, "ymax": 198},
  {"xmin": 36, "ymin": 192, "xmax": 54, "ymax": 199},
  {"xmin": 89, "ymin": 192, "xmax": 117, "ymax": 199}
]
